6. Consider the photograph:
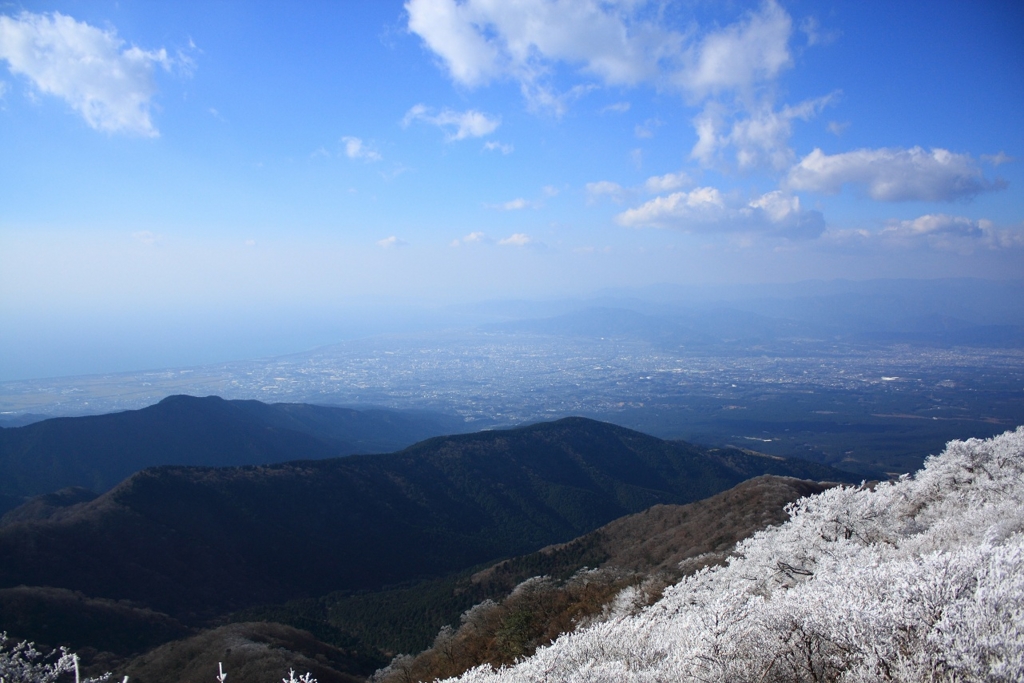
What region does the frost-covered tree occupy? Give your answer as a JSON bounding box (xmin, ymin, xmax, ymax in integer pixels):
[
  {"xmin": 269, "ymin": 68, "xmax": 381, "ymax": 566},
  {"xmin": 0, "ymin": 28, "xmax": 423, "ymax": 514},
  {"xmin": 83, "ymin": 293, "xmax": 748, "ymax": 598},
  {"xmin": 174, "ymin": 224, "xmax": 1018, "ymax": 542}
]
[
  {"xmin": 440, "ymin": 427, "xmax": 1024, "ymax": 683},
  {"xmin": 0, "ymin": 635, "xmax": 113, "ymax": 683}
]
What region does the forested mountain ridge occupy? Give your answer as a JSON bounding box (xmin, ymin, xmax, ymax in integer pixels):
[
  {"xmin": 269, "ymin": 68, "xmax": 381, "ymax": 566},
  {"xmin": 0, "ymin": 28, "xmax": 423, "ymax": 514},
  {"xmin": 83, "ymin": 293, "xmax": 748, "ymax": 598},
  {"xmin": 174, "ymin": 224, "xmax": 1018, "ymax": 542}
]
[
  {"xmin": 0, "ymin": 395, "xmax": 467, "ymax": 514},
  {"xmin": 0, "ymin": 417, "xmax": 858, "ymax": 627}
]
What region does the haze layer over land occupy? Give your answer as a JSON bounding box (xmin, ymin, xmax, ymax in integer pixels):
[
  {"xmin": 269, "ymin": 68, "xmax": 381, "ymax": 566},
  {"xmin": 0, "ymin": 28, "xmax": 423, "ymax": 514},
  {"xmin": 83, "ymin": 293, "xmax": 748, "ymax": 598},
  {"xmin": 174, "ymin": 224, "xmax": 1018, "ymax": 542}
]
[{"xmin": 1, "ymin": 1, "xmax": 1022, "ymax": 382}]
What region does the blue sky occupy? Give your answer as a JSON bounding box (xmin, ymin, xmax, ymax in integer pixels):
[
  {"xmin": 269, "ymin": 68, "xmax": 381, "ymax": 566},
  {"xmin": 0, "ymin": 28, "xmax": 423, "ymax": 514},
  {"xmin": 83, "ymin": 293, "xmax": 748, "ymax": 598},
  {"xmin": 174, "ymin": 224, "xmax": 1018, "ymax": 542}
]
[{"xmin": 1, "ymin": 1, "xmax": 1022, "ymax": 379}]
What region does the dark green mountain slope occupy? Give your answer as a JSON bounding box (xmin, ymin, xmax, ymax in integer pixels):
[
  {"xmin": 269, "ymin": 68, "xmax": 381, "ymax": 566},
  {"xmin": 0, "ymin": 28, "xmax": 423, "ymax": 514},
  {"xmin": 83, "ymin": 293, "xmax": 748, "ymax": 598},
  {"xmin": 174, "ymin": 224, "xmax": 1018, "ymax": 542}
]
[
  {"xmin": 0, "ymin": 417, "xmax": 857, "ymax": 623},
  {"xmin": 0, "ymin": 395, "xmax": 466, "ymax": 513}
]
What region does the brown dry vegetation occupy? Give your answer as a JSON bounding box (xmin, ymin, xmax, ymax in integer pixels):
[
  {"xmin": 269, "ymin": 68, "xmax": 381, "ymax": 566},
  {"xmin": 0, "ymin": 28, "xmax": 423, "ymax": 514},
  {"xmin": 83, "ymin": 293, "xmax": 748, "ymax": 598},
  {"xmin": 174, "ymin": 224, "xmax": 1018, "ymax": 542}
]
[
  {"xmin": 118, "ymin": 622, "xmax": 373, "ymax": 683},
  {"xmin": 371, "ymin": 475, "xmax": 834, "ymax": 682}
]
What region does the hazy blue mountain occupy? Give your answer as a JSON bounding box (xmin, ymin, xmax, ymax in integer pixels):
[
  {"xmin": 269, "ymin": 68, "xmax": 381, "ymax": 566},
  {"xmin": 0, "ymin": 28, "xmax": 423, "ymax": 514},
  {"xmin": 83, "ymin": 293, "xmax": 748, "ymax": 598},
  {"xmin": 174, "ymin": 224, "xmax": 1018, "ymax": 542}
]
[
  {"xmin": 0, "ymin": 413, "xmax": 51, "ymax": 428},
  {"xmin": 480, "ymin": 278, "xmax": 1024, "ymax": 349},
  {"xmin": 0, "ymin": 395, "xmax": 468, "ymax": 513}
]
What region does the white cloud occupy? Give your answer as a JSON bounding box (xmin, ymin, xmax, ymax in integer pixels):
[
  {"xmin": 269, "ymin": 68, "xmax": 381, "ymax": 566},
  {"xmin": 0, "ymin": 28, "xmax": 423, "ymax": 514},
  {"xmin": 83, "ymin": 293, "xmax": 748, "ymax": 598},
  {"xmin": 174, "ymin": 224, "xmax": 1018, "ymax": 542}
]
[
  {"xmin": 542, "ymin": 185, "xmax": 560, "ymax": 197},
  {"xmin": 982, "ymin": 151, "xmax": 1013, "ymax": 166},
  {"xmin": 616, "ymin": 187, "xmax": 824, "ymax": 239},
  {"xmin": 0, "ymin": 80, "xmax": 6, "ymax": 99},
  {"xmin": 402, "ymin": 103, "xmax": 500, "ymax": 140},
  {"xmin": 452, "ymin": 232, "xmax": 491, "ymax": 248},
  {"xmin": 406, "ymin": 0, "xmax": 795, "ymax": 110},
  {"xmin": 488, "ymin": 197, "xmax": 532, "ymax": 210},
  {"xmin": 798, "ymin": 16, "xmax": 839, "ymax": 47},
  {"xmin": 406, "ymin": 1, "xmax": 822, "ymax": 168},
  {"xmin": 341, "ymin": 136, "xmax": 382, "ymax": 161},
  {"xmin": 585, "ymin": 180, "xmax": 627, "ymax": 204},
  {"xmin": 634, "ymin": 118, "xmax": 661, "ymax": 139},
  {"xmin": 601, "ymin": 101, "xmax": 630, "ymax": 114},
  {"xmin": 691, "ymin": 93, "xmax": 837, "ymax": 170},
  {"xmin": 0, "ymin": 11, "xmax": 178, "ymax": 136},
  {"xmin": 483, "ymin": 140, "xmax": 514, "ymax": 154},
  {"xmin": 377, "ymin": 236, "xmax": 408, "ymax": 248},
  {"xmin": 879, "ymin": 214, "xmax": 1024, "ymax": 252},
  {"xmin": 825, "ymin": 214, "xmax": 1024, "ymax": 254},
  {"xmin": 675, "ymin": 0, "xmax": 792, "ymax": 99},
  {"xmin": 786, "ymin": 147, "xmax": 1005, "ymax": 202},
  {"xmin": 498, "ymin": 232, "xmax": 532, "ymax": 247},
  {"xmin": 827, "ymin": 120, "xmax": 849, "ymax": 136},
  {"xmin": 644, "ymin": 171, "xmax": 691, "ymax": 194}
]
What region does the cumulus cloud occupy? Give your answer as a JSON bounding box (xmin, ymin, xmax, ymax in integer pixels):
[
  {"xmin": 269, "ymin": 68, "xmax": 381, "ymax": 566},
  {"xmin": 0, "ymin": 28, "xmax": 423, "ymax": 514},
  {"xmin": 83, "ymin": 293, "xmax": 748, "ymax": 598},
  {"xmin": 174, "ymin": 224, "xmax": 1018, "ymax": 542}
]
[
  {"xmin": 586, "ymin": 180, "xmax": 627, "ymax": 203},
  {"xmin": 878, "ymin": 214, "xmax": 1024, "ymax": 252},
  {"xmin": 377, "ymin": 236, "xmax": 408, "ymax": 248},
  {"xmin": 341, "ymin": 136, "xmax": 382, "ymax": 161},
  {"xmin": 0, "ymin": 11, "xmax": 181, "ymax": 136},
  {"xmin": 498, "ymin": 232, "xmax": 532, "ymax": 246},
  {"xmin": 402, "ymin": 103, "xmax": 500, "ymax": 140},
  {"xmin": 406, "ymin": 0, "xmax": 794, "ymax": 108},
  {"xmin": 616, "ymin": 187, "xmax": 824, "ymax": 239},
  {"xmin": 675, "ymin": 0, "xmax": 792, "ymax": 99},
  {"xmin": 644, "ymin": 171, "xmax": 691, "ymax": 194},
  {"xmin": 786, "ymin": 147, "xmax": 1005, "ymax": 202},
  {"xmin": 406, "ymin": 1, "xmax": 821, "ymax": 167}
]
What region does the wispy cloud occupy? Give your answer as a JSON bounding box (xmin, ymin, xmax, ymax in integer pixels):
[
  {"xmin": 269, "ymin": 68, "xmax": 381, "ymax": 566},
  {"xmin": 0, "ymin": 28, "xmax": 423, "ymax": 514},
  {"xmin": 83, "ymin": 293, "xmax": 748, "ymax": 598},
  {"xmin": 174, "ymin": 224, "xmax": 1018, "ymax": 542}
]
[
  {"xmin": 451, "ymin": 231, "xmax": 491, "ymax": 247},
  {"xmin": 486, "ymin": 198, "xmax": 534, "ymax": 211},
  {"xmin": 377, "ymin": 236, "xmax": 407, "ymax": 248},
  {"xmin": 586, "ymin": 180, "xmax": 627, "ymax": 204},
  {"xmin": 402, "ymin": 103, "xmax": 500, "ymax": 141},
  {"xmin": 342, "ymin": 136, "xmax": 382, "ymax": 161},
  {"xmin": 982, "ymin": 151, "xmax": 1013, "ymax": 166},
  {"xmin": 0, "ymin": 11, "xmax": 188, "ymax": 136},
  {"xmin": 827, "ymin": 120, "xmax": 849, "ymax": 136},
  {"xmin": 483, "ymin": 140, "xmax": 514, "ymax": 154},
  {"xmin": 634, "ymin": 118, "xmax": 661, "ymax": 139},
  {"xmin": 601, "ymin": 101, "xmax": 630, "ymax": 114},
  {"xmin": 644, "ymin": 172, "xmax": 691, "ymax": 194},
  {"xmin": 498, "ymin": 233, "xmax": 532, "ymax": 247}
]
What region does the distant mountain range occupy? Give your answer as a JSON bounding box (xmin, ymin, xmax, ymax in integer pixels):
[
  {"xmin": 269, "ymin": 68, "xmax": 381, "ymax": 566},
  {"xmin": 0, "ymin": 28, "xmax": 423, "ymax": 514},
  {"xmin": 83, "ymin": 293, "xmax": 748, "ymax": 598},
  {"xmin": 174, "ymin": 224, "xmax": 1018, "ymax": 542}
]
[
  {"xmin": 485, "ymin": 281, "xmax": 1024, "ymax": 349},
  {"xmin": 0, "ymin": 395, "xmax": 468, "ymax": 514}
]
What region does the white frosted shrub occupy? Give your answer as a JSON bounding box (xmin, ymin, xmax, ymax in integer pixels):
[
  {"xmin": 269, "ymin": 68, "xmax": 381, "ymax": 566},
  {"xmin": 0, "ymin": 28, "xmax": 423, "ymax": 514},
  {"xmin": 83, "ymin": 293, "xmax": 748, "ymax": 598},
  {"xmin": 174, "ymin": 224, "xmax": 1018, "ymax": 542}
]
[{"xmin": 444, "ymin": 427, "xmax": 1024, "ymax": 683}]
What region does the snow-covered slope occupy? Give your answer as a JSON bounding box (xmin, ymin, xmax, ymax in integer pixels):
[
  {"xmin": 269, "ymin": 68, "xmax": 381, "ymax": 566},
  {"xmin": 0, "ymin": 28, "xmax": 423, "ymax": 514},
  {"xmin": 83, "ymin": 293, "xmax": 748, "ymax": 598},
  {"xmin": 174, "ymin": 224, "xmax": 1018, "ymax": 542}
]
[{"xmin": 445, "ymin": 427, "xmax": 1024, "ymax": 683}]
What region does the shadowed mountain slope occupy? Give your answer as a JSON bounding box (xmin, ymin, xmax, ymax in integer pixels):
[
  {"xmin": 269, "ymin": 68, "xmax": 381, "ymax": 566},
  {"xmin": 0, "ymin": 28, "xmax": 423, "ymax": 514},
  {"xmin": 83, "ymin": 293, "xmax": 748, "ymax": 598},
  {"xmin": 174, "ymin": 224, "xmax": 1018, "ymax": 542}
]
[
  {"xmin": 368, "ymin": 475, "xmax": 836, "ymax": 681},
  {"xmin": 0, "ymin": 417, "xmax": 857, "ymax": 623},
  {"xmin": 0, "ymin": 395, "xmax": 467, "ymax": 513}
]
